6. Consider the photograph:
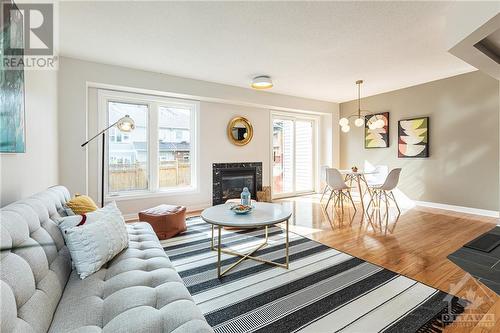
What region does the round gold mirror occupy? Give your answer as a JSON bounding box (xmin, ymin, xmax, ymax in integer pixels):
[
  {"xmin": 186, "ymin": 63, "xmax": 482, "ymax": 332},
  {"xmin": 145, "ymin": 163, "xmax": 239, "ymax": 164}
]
[{"xmin": 227, "ymin": 116, "xmax": 253, "ymax": 146}]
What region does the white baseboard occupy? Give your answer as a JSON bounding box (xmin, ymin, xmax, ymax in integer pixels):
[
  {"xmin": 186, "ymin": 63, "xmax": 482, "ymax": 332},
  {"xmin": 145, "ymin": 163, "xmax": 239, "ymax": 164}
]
[
  {"xmin": 415, "ymin": 201, "xmax": 499, "ymax": 218},
  {"xmin": 185, "ymin": 203, "xmax": 211, "ymax": 212}
]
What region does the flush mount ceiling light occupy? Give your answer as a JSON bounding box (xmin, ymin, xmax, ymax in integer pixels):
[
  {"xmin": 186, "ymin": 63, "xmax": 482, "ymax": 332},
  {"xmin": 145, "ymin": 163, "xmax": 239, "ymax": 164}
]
[
  {"xmin": 251, "ymin": 76, "xmax": 273, "ymax": 89},
  {"xmin": 339, "ymin": 80, "xmax": 383, "ymax": 133}
]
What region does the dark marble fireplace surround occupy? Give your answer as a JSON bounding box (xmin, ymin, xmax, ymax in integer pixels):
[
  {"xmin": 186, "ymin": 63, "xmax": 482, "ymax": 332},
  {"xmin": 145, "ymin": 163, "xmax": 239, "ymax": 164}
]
[{"xmin": 212, "ymin": 162, "xmax": 262, "ymax": 205}]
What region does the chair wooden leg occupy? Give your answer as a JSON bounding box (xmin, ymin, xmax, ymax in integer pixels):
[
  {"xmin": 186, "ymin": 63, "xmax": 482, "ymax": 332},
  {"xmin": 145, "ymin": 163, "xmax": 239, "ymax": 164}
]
[
  {"xmin": 366, "ymin": 186, "xmax": 373, "ymax": 202},
  {"xmin": 325, "ymin": 190, "xmax": 335, "ymax": 209},
  {"xmin": 320, "ymin": 185, "xmax": 329, "ymax": 201},
  {"xmin": 340, "ymin": 191, "xmax": 344, "ymax": 214},
  {"xmin": 366, "ymin": 190, "xmax": 375, "ymax": 211},
  {"xmin": 377, "ymin": 192, "xmax": 382, "ymax": 223},
  {"xmin": 390, "ymin": 191, "xmax": 401, "ymax": 216},
  {"xmin": 384, "ymin": 191, "xmax": 389, "ymax": 224},
  {"xmin": 333, "ymin": 191, "xmax": 339, "ymax": 208},
  {"xmin": 347, "ymin": 190, "xmax": 357, "ymax": 212}
]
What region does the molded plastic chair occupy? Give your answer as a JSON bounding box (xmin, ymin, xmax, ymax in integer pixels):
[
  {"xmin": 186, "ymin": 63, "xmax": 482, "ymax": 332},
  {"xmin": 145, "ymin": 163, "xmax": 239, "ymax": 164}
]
[
  {"xmin": 364, "ymin": 163, "xmax": 389, "ymax": 187},
  {"xmin": 367, "ymin": 168, "xmax": 402, "ymax": 216},
  {"xmin": 320, "ymin": 165, "xmax": 331, "ymax": 201},
  {"xmin": 362, "ymin": 164, "xmax": 389, "ymax": 198},
  {"xmin": 325, "ymin": 168, "xmax": 356, "ymax": 213}
]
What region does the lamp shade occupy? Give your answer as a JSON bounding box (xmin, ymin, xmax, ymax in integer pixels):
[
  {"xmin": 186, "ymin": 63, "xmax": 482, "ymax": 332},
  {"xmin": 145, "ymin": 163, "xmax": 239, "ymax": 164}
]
[
  {"xmin": 117, "ymin": 115, "xmax": 135, "ymax": 132},
  {"xmin": 354, "ymin": 118, "xmax": 364, "ymax": 127}
]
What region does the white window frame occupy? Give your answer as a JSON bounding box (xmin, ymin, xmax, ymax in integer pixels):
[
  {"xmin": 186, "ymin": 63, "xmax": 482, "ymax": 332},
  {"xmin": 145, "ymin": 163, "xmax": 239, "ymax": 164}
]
[
  {"xmin": 98, "ymin": 89, "xmax": 200, "ymax": 201},
  {"xmin": 270, "ymin": 111, "xmax": 319, "ymax": 199}
]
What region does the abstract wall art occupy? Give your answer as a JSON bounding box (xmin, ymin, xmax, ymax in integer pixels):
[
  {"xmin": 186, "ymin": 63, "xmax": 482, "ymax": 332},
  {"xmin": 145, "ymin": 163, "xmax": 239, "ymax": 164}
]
[
  {"xmin": 0, "ymin": 1, "xmax": 26, "ymax": 153},
  {"xmin": 364, "ymin": 112, "xmax": 389, "ymax": 148},
  {"xmin": 398, "ymin": 117, "xmax": 429, "ymax": 158}
]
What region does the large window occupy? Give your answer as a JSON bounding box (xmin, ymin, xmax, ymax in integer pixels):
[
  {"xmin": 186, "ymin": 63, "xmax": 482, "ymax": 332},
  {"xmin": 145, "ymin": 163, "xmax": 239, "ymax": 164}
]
[{"xmin": 99, "ymin": 90, "xmax": 198, "ymax": 198}]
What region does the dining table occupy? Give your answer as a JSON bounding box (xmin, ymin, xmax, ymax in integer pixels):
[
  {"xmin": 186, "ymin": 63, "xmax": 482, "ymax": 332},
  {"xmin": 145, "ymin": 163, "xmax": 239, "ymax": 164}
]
[{"xmin": 338, "ymin": 169, "xmax": 376, "ymax": 213}]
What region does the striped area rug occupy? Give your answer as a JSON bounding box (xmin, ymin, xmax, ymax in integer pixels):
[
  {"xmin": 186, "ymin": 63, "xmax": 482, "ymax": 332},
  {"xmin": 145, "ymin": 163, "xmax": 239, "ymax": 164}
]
[{"xmin": 162, "ymin": 217, "xmax": 467, "ymax": 333}]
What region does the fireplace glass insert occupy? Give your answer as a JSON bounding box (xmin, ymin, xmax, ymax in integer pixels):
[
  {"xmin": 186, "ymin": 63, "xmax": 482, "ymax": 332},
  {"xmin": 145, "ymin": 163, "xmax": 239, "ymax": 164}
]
[{"xmin": 221, "ymin": 168, "xmax": 256, "ymax": 203}]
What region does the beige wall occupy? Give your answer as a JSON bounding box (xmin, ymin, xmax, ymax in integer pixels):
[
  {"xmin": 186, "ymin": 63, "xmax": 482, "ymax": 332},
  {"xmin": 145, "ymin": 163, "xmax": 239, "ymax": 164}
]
[
  {"xmin": 0, "ymin": 70, "xmax": 59, "ymax": 207},
  {"xmin": 340, "ymin": 71, "xmax": 499, "ymax": 211},
  {"xmin": 59, "ymin": 57, "xmax": 338, "ymax": 216}
]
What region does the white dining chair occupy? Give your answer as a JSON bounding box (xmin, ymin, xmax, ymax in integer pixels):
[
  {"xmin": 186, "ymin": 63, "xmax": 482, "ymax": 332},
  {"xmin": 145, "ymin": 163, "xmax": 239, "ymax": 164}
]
[
  {"xmin": 366, "ymin": 168, "xmax": 402, "ymax": 216},
  {"xmin": 325, "ymin": 168, "xmax": 356, "ymax": 213},
  {"xmin": 363, "ymin": 163, "xmax": 389, "ymax": 187},
  {"xmin": 363, "ymin": 164, "xmax": 389, "ymax": 198},
  {"xmin": 320, "ymin": 165, "xmax": 331, "ymax": 201}
]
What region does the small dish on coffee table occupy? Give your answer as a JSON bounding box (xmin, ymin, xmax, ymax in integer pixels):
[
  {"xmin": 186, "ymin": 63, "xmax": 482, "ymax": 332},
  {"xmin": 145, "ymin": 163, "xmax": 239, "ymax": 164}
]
[{"xmin": 230, "ymin": 204, "xmax": 253, "ymax": 214}]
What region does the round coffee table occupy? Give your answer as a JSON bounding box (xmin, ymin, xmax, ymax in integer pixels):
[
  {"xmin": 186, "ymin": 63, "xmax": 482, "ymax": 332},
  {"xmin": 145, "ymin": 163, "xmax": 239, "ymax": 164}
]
[{"xmin": 201, "ymin": 202, "xmax": 292, "ymax": 278}]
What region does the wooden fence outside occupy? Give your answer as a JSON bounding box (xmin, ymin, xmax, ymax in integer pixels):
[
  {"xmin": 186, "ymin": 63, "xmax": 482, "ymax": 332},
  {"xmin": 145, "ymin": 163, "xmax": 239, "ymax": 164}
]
[{"xmin": 109, "ymin": 161, "xmax": 191, "ymax": 192}]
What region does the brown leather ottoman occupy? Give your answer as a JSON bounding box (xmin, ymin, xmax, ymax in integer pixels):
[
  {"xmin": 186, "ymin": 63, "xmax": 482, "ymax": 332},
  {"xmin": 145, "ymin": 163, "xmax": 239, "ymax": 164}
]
[{"xmin": 138, "ymin": 204, "xmax": 187, "ymax": 240}]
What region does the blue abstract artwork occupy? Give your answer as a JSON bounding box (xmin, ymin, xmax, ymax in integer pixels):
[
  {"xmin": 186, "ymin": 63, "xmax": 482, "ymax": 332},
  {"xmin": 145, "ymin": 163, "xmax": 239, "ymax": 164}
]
[{"xmin": 0, "ymin": 2, "xmax": 26, "ymax": 153}]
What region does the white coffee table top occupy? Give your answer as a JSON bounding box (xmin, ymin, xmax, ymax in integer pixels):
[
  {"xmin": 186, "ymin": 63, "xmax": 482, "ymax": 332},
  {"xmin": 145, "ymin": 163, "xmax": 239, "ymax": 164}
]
[{"xmin": 201, "ymin": 202, "xmax": 292, "ymax": 228}]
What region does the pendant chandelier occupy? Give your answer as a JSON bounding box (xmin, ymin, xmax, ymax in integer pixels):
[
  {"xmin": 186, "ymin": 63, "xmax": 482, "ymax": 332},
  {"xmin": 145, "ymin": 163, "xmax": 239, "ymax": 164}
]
[{"xmin": 339, "ymin": 80, "xmax": 384, "ymax": 133}]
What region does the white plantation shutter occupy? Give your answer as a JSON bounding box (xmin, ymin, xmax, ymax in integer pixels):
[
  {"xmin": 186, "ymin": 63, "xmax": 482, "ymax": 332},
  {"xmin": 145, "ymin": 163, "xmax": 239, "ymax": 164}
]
[
  {"xmin": 295, "ymin": 120, "xmax": 313, "ymax": 192},
  {"xmin": 282, "ymin": 120, "xmax": 294, "ymax": 194},
  {"xmin": 272, "ymin": 115, "xmax": 316, "ymax": 197}
]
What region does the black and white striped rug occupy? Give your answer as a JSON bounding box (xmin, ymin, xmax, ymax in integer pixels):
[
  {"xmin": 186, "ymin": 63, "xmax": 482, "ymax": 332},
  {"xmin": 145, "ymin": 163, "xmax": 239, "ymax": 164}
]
[{"xmin": 162, "ymin": 217, "xmax": 467, "ymax": 333}]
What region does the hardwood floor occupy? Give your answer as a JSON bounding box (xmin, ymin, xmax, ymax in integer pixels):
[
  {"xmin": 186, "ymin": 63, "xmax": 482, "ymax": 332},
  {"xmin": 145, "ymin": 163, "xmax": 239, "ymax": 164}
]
[
  {"xmin": 185, "ymin": 194, "xmax": 499, "ymax": 331},
  {"xmin": 268, "ymin": 194, "xmax": 499, "ymax": 333}
]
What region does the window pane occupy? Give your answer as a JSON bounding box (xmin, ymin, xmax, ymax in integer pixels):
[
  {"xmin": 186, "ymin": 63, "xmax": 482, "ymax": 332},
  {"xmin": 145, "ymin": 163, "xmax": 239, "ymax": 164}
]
[
  {"xmin": 158, "ymin": 106, "xmax": 191, "ymax": 188},
  {"xmin": 272, "ymin": 119, "xmax": 294, "ymax": 194},
  {"xmin": 295, "ymin": 120, "xmax": 314, "ymax": 191},
  {"xmin": 108, "ymin": 102, "xmax": 148, "ymax": 193}
]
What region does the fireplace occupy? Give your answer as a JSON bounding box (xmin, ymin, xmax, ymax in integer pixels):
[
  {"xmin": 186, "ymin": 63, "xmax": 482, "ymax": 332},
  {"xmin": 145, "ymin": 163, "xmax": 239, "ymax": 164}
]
[{"xmin": 212, "ymin": 162, "xmax": 262, "ymax": 205}]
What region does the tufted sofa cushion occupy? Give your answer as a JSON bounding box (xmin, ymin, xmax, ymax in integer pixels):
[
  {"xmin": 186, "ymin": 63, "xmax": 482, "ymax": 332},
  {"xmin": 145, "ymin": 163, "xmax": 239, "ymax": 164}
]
[
  {"xmin": 1, "ymin": 186, "xmax": 213, "ymax": 333},
  {"xmin": 49, "ymin": 223, "xmax": 212, "ymax": 333},
  {"xmin": 1, "ymin": 186, "xmax": 72, "ymax": 333}
]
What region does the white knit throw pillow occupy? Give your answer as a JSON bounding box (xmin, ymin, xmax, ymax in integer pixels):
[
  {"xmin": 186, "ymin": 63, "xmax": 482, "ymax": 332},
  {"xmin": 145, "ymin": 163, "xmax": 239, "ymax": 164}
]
[{"xmin": 60, "ymin": 202, "xmax": 129, "ymax": 279}]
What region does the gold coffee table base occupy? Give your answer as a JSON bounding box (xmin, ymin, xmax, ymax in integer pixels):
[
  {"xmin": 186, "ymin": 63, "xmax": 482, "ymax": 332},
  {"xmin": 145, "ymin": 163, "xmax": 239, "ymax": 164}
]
[{"xmin": 210, "ymin": 221, "xmax": 290, "ymax": 279}]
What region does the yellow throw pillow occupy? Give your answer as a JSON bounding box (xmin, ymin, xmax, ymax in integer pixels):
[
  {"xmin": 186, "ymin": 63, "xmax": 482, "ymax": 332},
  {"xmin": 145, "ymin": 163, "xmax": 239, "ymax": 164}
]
[{"xmin": 66, "ymin": 195, "xmax": 98, "ymax": 215}]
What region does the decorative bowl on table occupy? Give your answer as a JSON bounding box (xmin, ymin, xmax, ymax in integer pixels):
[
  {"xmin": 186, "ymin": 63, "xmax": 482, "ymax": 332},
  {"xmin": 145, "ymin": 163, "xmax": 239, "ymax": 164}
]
[{"xmin": 230, "ymin": 204, "xmax": 253, "ymax": 214}]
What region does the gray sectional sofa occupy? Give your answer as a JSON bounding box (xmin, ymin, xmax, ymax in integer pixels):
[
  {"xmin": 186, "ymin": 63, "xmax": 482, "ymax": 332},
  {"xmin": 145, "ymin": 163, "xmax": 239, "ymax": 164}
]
[{"xmin": 0, "ymin": 186, "xmax": 213, "ymax": 333}]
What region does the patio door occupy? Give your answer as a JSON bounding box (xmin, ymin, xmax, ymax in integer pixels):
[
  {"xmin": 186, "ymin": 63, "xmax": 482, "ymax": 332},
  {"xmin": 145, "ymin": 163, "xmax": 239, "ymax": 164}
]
[{"xmin": 272, "ymin": 114, "xmax": 316, "ymax": 198}]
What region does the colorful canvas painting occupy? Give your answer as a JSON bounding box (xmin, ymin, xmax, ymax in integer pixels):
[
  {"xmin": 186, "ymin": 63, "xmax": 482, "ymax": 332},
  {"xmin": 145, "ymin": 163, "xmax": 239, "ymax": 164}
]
[
  {"xmin": 0, "ymin": 2, "xmax": 26, "ymax": 153},
  {"xmin": 398, "ymin": 117, "xmax": 429, "ymax": 158},
  {"xmin": 364, "ymin": 112, "xmax": 389, "ymax": 148}
]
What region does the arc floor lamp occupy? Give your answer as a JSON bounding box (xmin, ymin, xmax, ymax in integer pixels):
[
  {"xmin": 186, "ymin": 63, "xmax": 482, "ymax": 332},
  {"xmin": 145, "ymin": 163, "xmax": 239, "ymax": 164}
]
[{"xmin": 81, "ymin": 115, "xmax": 135, "ymax": 207}]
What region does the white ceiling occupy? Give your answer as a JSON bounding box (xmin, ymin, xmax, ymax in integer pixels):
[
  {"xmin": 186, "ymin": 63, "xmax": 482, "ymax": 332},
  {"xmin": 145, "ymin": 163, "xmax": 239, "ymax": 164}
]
[{"xmin": 59, "ymin": 1, "xmax": 477, "ymax": 103}]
